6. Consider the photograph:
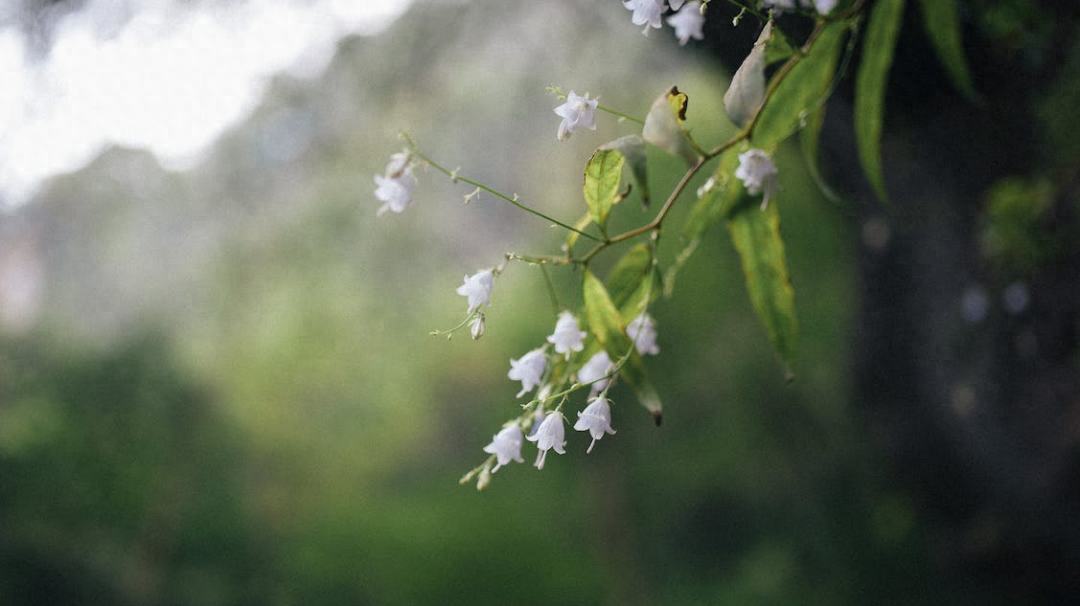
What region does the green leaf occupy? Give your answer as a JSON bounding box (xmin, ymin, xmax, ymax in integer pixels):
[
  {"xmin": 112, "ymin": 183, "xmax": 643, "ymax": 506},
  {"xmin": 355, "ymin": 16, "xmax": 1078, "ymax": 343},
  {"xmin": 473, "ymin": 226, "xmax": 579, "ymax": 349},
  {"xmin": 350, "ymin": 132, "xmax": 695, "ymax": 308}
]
[
  {"xmin": 727, "ymin": 199, "xmax": 797, "ymax": 379},
  {"xmin": 724, "ymin": 22, "xmax": 771, "ymax": 128},
  {"xmin": 583, "ymin": 148, "xmax": 625, "ymax": 230},
  {"xmin": 753, "ymin": 21, "xmax": 846, "ymax": 150},
  {"xmin": 916, "ymin": 0, "xmax": 978, "ymax": 100},
  {"xmin": 855, "ymin": 0, "xmax": 905, "ymax": 203},
  {"xmin": 600, "ymin": 135, "xmax": 650, "ymax": 208},
  {"xmin": 565, "ymin": 212, "xmax": 594, "ymax": 252},
  {"xmin": 606, "ymin": 244, "xmax": 654, "ymax": 309},
  {"xmin": 666, "ymin": 147, "xmax": 742, "ymax": 297},
  {"xmin": 643, "ymin": 86, "xmax": 697, "ymax": 165},
  {"xmin": 800, "ymin": 104, "xmax": 843, "ymax": 204},
  {"xmin": 582, "ymin": 270, "xmax": 663, "ymax": 424}
]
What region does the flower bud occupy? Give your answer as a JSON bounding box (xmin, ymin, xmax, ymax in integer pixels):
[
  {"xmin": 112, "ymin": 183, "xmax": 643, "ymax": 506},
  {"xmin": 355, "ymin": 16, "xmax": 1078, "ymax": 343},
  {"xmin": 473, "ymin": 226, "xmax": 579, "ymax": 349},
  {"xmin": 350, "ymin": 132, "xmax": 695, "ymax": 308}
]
[{"xmin": 470, "ymin": 314, "xmax": 485, "ymax": 340}]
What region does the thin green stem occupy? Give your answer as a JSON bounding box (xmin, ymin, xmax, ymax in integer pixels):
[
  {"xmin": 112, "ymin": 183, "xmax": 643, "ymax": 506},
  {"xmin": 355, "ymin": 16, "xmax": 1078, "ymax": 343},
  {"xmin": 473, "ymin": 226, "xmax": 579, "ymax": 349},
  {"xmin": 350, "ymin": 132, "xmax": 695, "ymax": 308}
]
[
  {"xmin": 598, "ymin": 104, "xmax": 645, "ymax": 126},
  {"xmin": 539, "ymin": 265, "xmax": 561, "ymax": 314},
  {"xmin": 412, "ymin": 150, "xmax": 602, "ymax": 243}
]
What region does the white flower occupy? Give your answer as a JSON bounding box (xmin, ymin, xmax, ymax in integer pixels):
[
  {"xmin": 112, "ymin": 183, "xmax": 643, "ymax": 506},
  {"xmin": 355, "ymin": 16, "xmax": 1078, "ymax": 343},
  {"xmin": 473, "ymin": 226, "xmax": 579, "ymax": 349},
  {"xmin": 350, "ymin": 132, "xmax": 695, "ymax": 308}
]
[
  {"xmin": 546, "ymin": 311, "xmax": 587, "ymax": 360},
  {"xmin": 553, "ymin": 91, "xmax": 599, "ymax": 141},
  {"xmin": 626, "ymin": 312, "xmax": 660, "ymax": 356},
  {"xmin": 622, "ymin": 0, "xmax": 665, "ymax": 35},
  {"xmin": 735, "ymin": 148, "xmax": 781, "ymax": 209},
  {"xmin": 667, "ymin": 2, "xmax": 705, "ymax": 46},
  {"xmin": 508, "ymin": 349, "xmax": 547, "ymax": 398},
  {"xmin": 526, "ymin": 411, "xmax": 566, "ymax": 469},
  {"xmin": 483, "ymin": 424, "xmax": 525, "ymax": 472},
  {"xmin": 669, "ymin": 0, "xmax": 686, "ymax": 9},
  {"xmin": 577, "ymin": 350, "xmax": 616, "ymax": 395},
  {"xmin": 455, "ymin": 270, "xmax": 494, "ymax": 314},
  {"xmin": 374, "ymin": 172, "xmax": 415, "ymax": 216},
  {"xmin": 574, "ymin": 396, "xmax": 616, "ymax": 454},
  {"xmin": 813, "ymin": 0, "xmax": 838, "ymax": 14}
]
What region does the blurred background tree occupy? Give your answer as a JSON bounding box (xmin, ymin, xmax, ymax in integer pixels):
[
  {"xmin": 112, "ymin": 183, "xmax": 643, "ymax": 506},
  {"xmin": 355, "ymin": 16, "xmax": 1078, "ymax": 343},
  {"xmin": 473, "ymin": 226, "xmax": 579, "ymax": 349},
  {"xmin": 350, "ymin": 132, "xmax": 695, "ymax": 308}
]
[{"xmin": 0, "ymin": 0, "xmax": 1077, "ymax": 604}]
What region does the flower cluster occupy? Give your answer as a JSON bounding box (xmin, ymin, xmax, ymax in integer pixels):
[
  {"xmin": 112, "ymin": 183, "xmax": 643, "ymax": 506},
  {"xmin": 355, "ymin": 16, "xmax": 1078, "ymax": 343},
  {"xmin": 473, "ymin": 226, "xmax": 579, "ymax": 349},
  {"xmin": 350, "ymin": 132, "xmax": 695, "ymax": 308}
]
[
  {"xmin": 460, "ymin": 307, "xmax": 663, "ymax": 487},
  {"xmin": 623, "ymin": 0, "xmax": 705, "ymax": 45}
]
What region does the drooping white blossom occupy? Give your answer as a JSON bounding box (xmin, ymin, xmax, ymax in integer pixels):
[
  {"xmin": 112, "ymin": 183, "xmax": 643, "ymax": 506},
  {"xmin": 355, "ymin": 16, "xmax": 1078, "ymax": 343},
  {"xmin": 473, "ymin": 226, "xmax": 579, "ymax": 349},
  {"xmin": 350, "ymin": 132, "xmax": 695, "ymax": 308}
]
[
  {"xmin": 455, "ymin": 270, "xmax": 494, "ymax": 314},
  {"xmin": 623, "ymin": 0, "xmax": 665, "ymax": 35},
  {"xmin": 577, "ymin": 350, "xmax": 616, "ymax": 395},
  {"xmin": 508, "ymin": 349, "xmax": 547, "ymax": 398},
  {"xmin": 546, "ymin": 311, "xmax": 587, "ymax": 360},
  {"xmin": 526, "ymin": 411, "xmax": 566, "ymax": 469},
  {"xmin": 553, "ymin": 91, "xmax": 599, "ymax": 141},
  {"xmin": 626, "ymin": 312, "xmax": 660, "ymax": 356},
  {"xmin": 667, "ymin": 2, "xmax": 705, "ymax": 46},
  {"xmin": 483, "ymin": 424, "xmax": 525, "ymax": 472},
  {"xmin": 734, "ymin": 148, "xmax": 781, "ymax": 209},
  {"xmin": 574, "ymin": 396, "xmax": 616, "ymax": 454},
  {"xmin": 374, "ymin": 172, "xmax": 415, "ymax": 216},
  {"xmin": 374, "ymin": 151, "xmax": 416, "ymax": 216}
]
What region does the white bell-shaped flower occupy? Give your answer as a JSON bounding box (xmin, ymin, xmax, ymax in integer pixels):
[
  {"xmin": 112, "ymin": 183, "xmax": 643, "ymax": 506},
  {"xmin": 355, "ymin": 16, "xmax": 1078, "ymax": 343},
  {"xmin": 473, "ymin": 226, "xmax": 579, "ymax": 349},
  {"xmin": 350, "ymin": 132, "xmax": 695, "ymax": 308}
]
[
  {"xmin": 526, "ymin": 412, "xmax": 566, "ymax": 469},
  {"xmin": 626, "ymin": 312, "xmax": 660, "ymax": 356},
  {"xmin": 553, "ymin": 91, "xmax": 599, "ymax": 141},
  {"xmin": 374, "ymin": 171, "xmax": 415, "ymax": 216},
  {"xmin": 623, "ymin": 0, "xmax": 665, "ymax": 35},
  {"xmin": 735, "ymin": 148, "xmax": 780, "ymax": 209},
  {"xmin": 667, "ymin": 2, "xmax": 705, "ymax": 46},
  {"xmin": 577, "ymin": 350, "xmax": 616, "ymax": 395},
  {"xmin": 508, "ymin": 349, "xmax": 547, "ymax": 398},
  {"xmin": 455, "ymin": 270, "xmax": 494, "ymax": 314},
  {"xmin": 574, "ymin": 396, "xmax": 617, "ymax": 454},
  {"xmin": 483, "ymin": 424, "xmax": 525, "ymax": 472},
  {"xmin": 546, "ymin": 311, "xmax": 588, "ymax": 360}
]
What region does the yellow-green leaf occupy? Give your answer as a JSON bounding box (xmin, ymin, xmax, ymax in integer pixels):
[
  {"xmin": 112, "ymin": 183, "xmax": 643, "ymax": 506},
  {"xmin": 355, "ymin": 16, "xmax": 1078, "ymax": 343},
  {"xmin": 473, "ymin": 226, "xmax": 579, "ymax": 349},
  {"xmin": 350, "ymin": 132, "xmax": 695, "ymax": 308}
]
[
  {"xmin": 855, "ymin": 0, "xmax": 905, "ymax": 203},
  {"xmin": 727, "ymin": 199, "xmax": 797, "ymax": 379},
  {"xmin": 583, "ymin": 148, "xmax": 625, "ymax": 230},
  {"xmin": 753, "ymin": 21, "xmax": 846, "ymax": 150},
  {"xmin": 643, "ymin": 86, "xmax": 697, "ymax": 165},
  {"xmin": 600, "ymin": 135, "xmax": 650, "ymax": 208},
  {"xmin": 582, "ymin": 270, "xmax": 662, "ymax": 423},
  {"xmin": 917, "ymin": 0, "xmax": 978, "ymax": 101},
  {"xmin": 606, "ymin": 244, "xmax": 654, "ymax": 309}
]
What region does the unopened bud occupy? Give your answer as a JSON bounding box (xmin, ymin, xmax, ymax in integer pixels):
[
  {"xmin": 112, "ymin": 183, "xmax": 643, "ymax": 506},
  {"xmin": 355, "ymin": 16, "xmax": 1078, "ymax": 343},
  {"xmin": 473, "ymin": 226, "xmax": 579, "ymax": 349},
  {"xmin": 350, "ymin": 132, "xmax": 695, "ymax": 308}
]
[{"xmin": 470, "ymin": 314, "xmax": 485, "ymax": 340}]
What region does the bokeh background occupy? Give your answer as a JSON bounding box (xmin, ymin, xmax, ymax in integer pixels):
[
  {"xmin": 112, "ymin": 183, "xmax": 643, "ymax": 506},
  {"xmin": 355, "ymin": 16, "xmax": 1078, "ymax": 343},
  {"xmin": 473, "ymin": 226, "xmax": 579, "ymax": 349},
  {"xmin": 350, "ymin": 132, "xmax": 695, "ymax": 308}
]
[{"xmin": 1, "ymin": 0, "xmax": 1078, "ymax": 604}]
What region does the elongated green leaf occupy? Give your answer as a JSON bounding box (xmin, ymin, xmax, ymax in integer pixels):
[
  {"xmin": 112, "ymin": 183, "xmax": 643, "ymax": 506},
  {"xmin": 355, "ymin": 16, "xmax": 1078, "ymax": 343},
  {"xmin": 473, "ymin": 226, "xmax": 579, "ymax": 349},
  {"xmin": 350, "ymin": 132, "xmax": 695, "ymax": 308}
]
[
  {"xmin": 666, "ymin": 147, "xmax": 742, "ymax": 297},
  {"xmin": 917, "ymin": 0, "xmax": 977, "ymax": 100},
  {"xmin": 600, "ymin": 135, "xmax": 650, "ymax": 208},
  {"xmin": 753, "ymin": 21, "xmax": 846, "ymax": 149},
  {"xmin": 606, "ymin": 244, "xmax": 653, "ymax": 308},
  {"xmin": 583, "ymin": 149, "xmax": 625, "ymax": 230},
  {"xmin": 583, "ymin": 270, "xmax": 662, "ymax": 423},
  {"xmin": 727, "ymin": 199, "xmax": 797, "ymax": 379},
  {"xmin": 800, "ymin": 104, "xmax": 843, "ymax": 203},
  {"xmin": 643, "ymin": 86, "xmax": 697, "ymax": 165},
  {"xmin": 855, "ymin": 0, "xmax": 905, "ymax": 203}
]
